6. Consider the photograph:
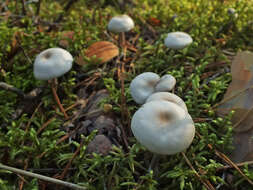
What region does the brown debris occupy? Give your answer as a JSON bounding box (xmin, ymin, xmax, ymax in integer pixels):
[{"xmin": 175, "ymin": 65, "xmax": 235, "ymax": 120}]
[
  {"xmin": 77, "ymin": 41, "xmax": 119, "ymax": 65},
  {"xmin": 216, "ymin": 51, "xmax": 253, "ymax": 162},
  {"xmin": 86, "ymin": 135, "xmax": 112, "ymax": 155}
]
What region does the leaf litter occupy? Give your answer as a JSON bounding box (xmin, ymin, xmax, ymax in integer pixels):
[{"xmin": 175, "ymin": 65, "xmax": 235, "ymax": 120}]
[{"xmin": 217, "ymin": 51, "xmax": 253, "ymax": 162}]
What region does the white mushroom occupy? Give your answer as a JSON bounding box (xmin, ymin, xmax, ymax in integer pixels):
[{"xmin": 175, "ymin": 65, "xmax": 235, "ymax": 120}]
[
  {"xmin": 131, "ymin": 100, "xmax": 195, "ymax": 155},
  {"xmin": 130, "ymin": 72, "xmax": 160, "ymax": 104},
  {"xmin": 146, "ymin": 92, "xmax": 188, "ymax": 112},
  {"xmin": 33, "ymin": 47, "xmax": 73, "ymax": 119},
  {"xmin": 227, "ymin": 8, "xmax": 238, "ymax": 18},
  {"xmin": 107, "ymin": 14, "xmax": 134, "ymax": 59},
  {"xmin": 108, "ymin": 15, "xmax": 134, "ymax": 33},
  {"xmin": 164, "ymin": 32, "xmax": 193, "ymax": 50},
  {"xmin": 155, "ymin": 74, "xmax": 176, "ymax": 92},
  {"xmin": 34, "ymin": 48, "xmax": 73, "ymax": 80}
]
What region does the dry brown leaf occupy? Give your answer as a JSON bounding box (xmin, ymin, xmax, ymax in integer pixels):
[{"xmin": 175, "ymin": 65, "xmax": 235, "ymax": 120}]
[
  {"xmin": 76, "ymin": 41, "xmax": 119, "ymax": 65},
  {"xmin": 59, "ymin": 31, "xmax": 75, "ymax": 48},
  {"xmin": 217, "ymin": 51, "xmax": 253, "ymax": 162}
]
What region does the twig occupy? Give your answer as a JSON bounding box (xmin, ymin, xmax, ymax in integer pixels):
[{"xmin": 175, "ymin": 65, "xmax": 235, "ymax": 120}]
[
  {"xmin": 195, "ymin": 131, "xmax": 253, "ymax": 186},
  {"xmin": 59, "ymin": 140, "xmax": 84, "ymax": 180},
  {"xmin": 0, "ymin": 82, "xmax": 25, "ymax": 97},
  {"xmin": 19, "ymin": 159, "xmax": 28, "ymax": 190},
  {"xmin": 0, "ymin": 163, "xmax": 87, "ymax": 190},
  {"xmin": 181, "ymin": 152, "xmax": 215, "ymax": 190},
  {"xmin": 37, "ymin": 117, "xmax": 55, "ymax": 135},
  {"xmin": 217, "ymin": 160, "xmax": 253, "ymax": 171}
]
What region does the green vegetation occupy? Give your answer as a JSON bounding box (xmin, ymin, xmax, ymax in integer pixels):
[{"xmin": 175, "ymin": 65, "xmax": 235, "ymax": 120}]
[{"xmin": 0, "ymin": 0, "xmax": 253, "ymax": 189}]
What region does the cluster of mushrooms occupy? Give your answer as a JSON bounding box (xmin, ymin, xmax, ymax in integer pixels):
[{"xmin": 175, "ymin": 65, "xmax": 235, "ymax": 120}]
[
  {"xmin": 130, "ymin": 72, "xmax": 195, "ymax": 156},
  {"xmin": 33, "ymin": 14, "xmax": 195, "ymax": 156}
]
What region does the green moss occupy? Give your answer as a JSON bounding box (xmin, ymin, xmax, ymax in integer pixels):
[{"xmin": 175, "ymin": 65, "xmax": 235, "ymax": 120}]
[{"xmin": 0, "ymin": 0, "xmax": 253, "ymax": 189}]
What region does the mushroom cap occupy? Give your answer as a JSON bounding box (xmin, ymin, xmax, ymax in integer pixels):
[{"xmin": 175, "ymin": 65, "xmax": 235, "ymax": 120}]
[
  {"xmin": 130, "ymin": 72, "xmax": 160, "ymax": 104},
  {"xmin": 146, "ymin": 92, "xmax": 188, "ymax": 112},
  {"xmin": 131, "ymin": 100, "xmax": 195, "ymax": 155},
  {"xmin": 34, "ymin": 48, "xmax": 73, "ymax": 80},
  {"xmin": 108, "ymin": 15, "xmax": 134, "ymax": 33},
  {"xmin": 227, "ymin": 8, "xmax": 236, "ymax": 15},
  {"xmin": 164, "ymin": 32, "xmax": 193, "ymax": 50},
  {"xmin": 155, "ymin": 74, "xmax": 176, "ymax": 92}
]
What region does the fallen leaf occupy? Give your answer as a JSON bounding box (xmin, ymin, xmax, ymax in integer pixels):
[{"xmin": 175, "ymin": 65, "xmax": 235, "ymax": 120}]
[
  {"xmin": 217, "ymin": 51, "xmax": 253, "ymax": 162},
  {"xmin": 76, "ymin": 41, "xmax": 119, "ymax": 65},
  {"xmin": 59, "ymin": 31, "xmax": 75, "ymax": 48},
  {"xmin": 148, "ymin": 17, "xmax": 161, "ymax": 26}
]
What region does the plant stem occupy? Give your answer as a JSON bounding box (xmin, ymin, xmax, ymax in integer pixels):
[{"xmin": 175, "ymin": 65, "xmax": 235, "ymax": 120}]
[
  {"xmin": 51, "ymin": 79, "xmax": 69, "ymax": 119},
  {"xmin": 0, "ymin": 163, "xmax": 86, "ymax": 190}
]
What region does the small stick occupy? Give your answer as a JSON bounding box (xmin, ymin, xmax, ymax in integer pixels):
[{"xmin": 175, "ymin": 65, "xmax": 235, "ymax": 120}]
[
  {"xmin": 182, "ymin": 152, "xmax": 215, "ymax": 190},
  {"xmin": 0, "ymin": 163, "xmax": 86, "ymax": 190},
  {"xmin": 0, "ymin": 82, "xmax": 25, "ymax": 97},
  {"xmin": 217, "ymin": 160, "xmax": 253, "ymax": 171}
]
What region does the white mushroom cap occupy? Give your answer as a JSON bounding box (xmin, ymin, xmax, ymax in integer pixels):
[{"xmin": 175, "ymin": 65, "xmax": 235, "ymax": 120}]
[
  {"xmin": 227, "ymin": 8, "xmax": 236, "ymax": 15},
  {"xmin": 108, "ymin": 15, "xmax": 134, "ymax": 33},
  {"xmin": 131, "ymin": 100, "xmax": 195, "ymax": 155},
  {"xmin": 146, "ymin": 92, "xmax": 188, "ymax": 112},
  {"xmin": 227, "ymin": 8, "xmax": 238, "ymax": 18},
  {"xmin": 130, "ymin": 72, "xmax": 160, "ymax": 104},
  {"xmin": 34, "ymin": 48, "xmax": 73, "ymax": 80},
  {"xmin": 164, "ymin": 32, "xmax": 193, "ymax": 50},
  {"xmin": 155, "ymin": 74, "xmax": 176, "ymax": 92}
]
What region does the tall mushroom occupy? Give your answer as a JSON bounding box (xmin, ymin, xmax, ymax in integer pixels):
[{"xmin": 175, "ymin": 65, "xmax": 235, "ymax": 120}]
[
  {"xmin": 107, "ymin": 14, "xmax": 134, "ymax": 52},
  {"xmin": 33, "ymin": 47, "xmax": 73, "ymax": 119}
]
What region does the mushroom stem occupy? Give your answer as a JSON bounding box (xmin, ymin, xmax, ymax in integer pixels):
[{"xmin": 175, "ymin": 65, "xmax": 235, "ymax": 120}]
[
  {"xmin": 120, "ymin": 32, "xmax": 127, "ymax": 61},
  {"xmin": 148, "ymin": 154, "xmax": 159, "ymax": 171},
  {"xmin": 51, "ymin": 79, "xmax": 69, "ymax": 119}
]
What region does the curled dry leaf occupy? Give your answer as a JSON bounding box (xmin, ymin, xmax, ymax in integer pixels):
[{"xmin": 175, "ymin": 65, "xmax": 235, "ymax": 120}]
[
  {"xmin": 76, "ymin": 41, "xmax": 119, "ymax": 65},
  {"xmin": 217, "ymin": 51, "xmax": 253, "ymax": 162}
]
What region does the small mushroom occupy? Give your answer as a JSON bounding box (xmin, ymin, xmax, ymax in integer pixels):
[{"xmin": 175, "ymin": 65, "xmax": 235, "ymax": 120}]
[
  {"xmin": 164, "ymin": 32, "xmax": 193, "ymax": 50},
  {"xmin": 130, "ymin": 72, "xmax": 177, "ymax": 104},
  {"xmin": 155, "ymin": 74, "xmax": 176, "ymax": 92},
  {"xmin": 33, "ymin": 47, "xmax": 73, "ymax": 119},
  {"xmin": 227, "ymin": 8, "xmax": 238, "ymax": 18},
  {"xmin": 130, "ymin": 72, "xmax": 160, "ymax": 104},
  {"xmin": 108, "ymin": 14, "xmax": 134, "ymax": 33},
  {"xmin": 146, "ymin": 92, "xmax": 188, "ymax": 112},
  {"xmin": 131, "ymin": 100, "xmax": 195, "ymax": 155}
]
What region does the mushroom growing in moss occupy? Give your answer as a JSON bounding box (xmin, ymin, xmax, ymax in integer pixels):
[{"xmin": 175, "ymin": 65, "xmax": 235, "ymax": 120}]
[
  {"xmin": 164, "ymin": 32, "xmax": 193, "ymax": 50},
  {"xmin": 131, "ymin": 100, "xmax": 195, "ymax": 155},
  {"xmin": 33, "ymin": 47, "xmax": 73, "ymax": 119},
  {"xmin": 108, "ymin": 14, "xmax": 134, "ymax": 52},
  {"xmin": 130, "ymin": 72, "xmax": 177, "ymax": 104}
]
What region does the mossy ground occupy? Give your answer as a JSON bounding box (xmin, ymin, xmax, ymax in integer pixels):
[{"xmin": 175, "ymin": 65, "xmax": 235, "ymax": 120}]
[{"xmin": 0, "ymin": 0, "xmax": 253, "ymax": 189}]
